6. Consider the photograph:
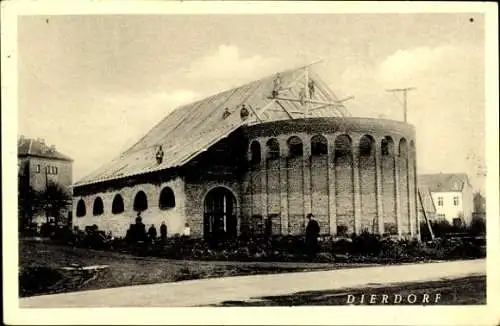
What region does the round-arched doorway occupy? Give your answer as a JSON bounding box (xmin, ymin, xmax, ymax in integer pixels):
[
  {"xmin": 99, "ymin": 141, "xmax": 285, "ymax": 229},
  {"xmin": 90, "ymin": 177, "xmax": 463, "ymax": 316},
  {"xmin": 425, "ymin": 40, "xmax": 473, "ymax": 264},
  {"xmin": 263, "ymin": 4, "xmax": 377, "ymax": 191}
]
[{"xmin": 203, "ymin": 187, "xmax": 238, "ymax": 239}]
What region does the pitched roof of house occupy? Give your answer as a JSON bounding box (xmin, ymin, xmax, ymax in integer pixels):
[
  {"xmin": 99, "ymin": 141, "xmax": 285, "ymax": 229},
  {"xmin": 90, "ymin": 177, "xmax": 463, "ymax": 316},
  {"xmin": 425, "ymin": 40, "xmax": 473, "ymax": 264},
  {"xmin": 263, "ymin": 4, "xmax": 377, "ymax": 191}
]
[
  {"xmin": 418, "ymin": 173, "xmax": 471, "ymax": 192},
  {"xmin": 74, "ymin": 66, "xmax": 349, "ymax": 187},
  {"xmin": 18, "ymin": 137, "xmax": 73, "ymax": 161},
  {"xmin": 418, "ymin": 187, "xmax": 436, "ymax": 213}
]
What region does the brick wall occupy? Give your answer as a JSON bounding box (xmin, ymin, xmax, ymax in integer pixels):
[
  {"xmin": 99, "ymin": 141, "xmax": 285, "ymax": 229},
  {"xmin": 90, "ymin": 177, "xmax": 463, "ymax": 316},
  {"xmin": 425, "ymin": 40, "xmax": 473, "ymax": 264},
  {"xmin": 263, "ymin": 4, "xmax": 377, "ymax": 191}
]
[
  {"xmin": 73, "ymin": 118, "xmax": 418, "ymax": 239},
  {"xmin": 335, "ymin": 155, "xmax": 355, "ymax": 234},
  {"xmin": 359, "ymin": 155, "xmax": 377, "ymax": 233},
  {"xmin": 266, "ymin": 158, "xmax": 281, "ymax": 234},
  {"xmin": 399, "ymin": 157, "xmax": 410, "ymax": 234},
  {"xmin": 184, "ymin": 178, "xmax": 241, "ymax": 237},
  {"xmin": 382, "ymin": 155, "xmax": 397, "ymax": 233},
  {"xmin": 311, "ymin": 155, "xmax": 329, "ymax": 235},
  {"xmin": 287, "ymin": 156, "xmax": 304, "ymax": 234}
]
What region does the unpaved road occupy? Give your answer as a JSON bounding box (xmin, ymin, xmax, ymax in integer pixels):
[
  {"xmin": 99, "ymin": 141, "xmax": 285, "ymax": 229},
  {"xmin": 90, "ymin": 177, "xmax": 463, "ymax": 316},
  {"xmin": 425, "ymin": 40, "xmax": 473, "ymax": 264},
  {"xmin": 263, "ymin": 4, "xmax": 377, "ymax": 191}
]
[{"xmin": 20, "ymin": 259, "xmax": 485, "ymax": 307}]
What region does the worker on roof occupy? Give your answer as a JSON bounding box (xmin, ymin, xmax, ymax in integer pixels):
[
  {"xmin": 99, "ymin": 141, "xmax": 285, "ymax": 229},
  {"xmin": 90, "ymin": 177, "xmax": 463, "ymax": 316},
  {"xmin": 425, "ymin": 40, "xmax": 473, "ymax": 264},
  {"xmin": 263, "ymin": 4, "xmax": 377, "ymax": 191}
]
[
  {"xmin": 222, "ymin": 107, "xmax": 231, "ymax": 119},
  {"xmin": 240, "ymin": 104, "xmax": 249, "ymax": 120},
  {"xmin": 308, "ymin": 80, "xmax": 315, "ymax": 98},
  {"xmin": 156, "ymin": 145, "xmax": 164, "ymax": 164},
  {"xmin": 299, "ymin": 87, "xmax": 306, "ymax": 106},
  {"xmin": 272, "ymin": 73, "xmax": 282, "ymax": 98}
]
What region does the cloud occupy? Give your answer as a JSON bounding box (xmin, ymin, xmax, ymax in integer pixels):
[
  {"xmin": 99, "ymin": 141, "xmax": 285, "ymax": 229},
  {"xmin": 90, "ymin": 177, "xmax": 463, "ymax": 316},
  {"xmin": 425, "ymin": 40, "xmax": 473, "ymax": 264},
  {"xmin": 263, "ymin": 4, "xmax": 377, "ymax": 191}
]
[
  {"xmin": 337, "ymin": 44, "xmax": 484, "ymax": 190},
  {"xmin": 186, "ymin": 45, "xmax": 282, "ymax": 89},
  {"xmin": 376, "ymin": 45, "xmax": 459, "ymax": 86}
]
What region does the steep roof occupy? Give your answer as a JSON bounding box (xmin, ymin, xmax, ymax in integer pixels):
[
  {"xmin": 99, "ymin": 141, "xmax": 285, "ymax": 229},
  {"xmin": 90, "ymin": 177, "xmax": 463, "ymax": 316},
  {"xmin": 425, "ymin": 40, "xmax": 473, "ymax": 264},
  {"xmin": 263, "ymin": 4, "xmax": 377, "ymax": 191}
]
[
  {"xmin": 418, "ymin": 187, "xmax": 436, "ymax": 213},
  {"xmin": 75, "ymin": 66, "xmax": 348, "ymax": 187},
  {"xmin": 18, "ymin": 137, "xmax": 73, "ymax": 162},
  {"xmin": 418, "ymin": 173, "xmax": 471, "ymax": 193}
]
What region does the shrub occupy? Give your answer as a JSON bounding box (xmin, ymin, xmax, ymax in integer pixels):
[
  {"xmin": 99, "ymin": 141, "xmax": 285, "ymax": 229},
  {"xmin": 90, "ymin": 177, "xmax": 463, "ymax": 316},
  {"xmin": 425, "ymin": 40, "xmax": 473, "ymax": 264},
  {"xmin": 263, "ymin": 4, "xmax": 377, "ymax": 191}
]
[
  {"xmin": 468, "ymin": 217, "xmax": 486, "ymax": 236},
  {"xmin": 19, "ymin": 266, "xmax": 64, "ymax": 297},
  {"xmin": 350, "ymin": 232, "xmax": 382, "ymax": 256}
]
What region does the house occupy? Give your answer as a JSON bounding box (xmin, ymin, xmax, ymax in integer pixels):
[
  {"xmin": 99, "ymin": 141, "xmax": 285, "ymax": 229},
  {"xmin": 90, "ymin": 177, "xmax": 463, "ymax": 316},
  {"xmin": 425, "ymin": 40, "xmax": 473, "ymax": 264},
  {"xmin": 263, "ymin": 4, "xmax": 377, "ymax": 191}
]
[
  {"xmin": 418, "ymin": 173, "xmax": 473, "ymax": 225},
  {"xmin": 18, "ymin": 136, "xmax": 73, "ymax": 226},
  {"xmin": 72, "ymin": 66, "xmax": 420, "ymax": 240}
]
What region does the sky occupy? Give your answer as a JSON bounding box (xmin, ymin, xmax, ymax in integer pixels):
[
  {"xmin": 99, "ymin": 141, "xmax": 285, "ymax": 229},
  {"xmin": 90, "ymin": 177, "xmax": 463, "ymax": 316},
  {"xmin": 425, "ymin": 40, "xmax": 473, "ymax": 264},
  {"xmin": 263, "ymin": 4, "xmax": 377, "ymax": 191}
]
[{"xmin": 17, "ymin": 13, "xmax": 486, "ymax": 191}]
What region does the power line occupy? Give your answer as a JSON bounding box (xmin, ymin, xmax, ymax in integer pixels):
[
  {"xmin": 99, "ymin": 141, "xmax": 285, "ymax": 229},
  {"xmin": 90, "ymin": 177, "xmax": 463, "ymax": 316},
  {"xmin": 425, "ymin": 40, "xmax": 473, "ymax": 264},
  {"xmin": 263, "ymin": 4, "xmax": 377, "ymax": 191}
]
[{"xmin": 386, "ymin": 87, "xmax": 416, "ymax": 123}]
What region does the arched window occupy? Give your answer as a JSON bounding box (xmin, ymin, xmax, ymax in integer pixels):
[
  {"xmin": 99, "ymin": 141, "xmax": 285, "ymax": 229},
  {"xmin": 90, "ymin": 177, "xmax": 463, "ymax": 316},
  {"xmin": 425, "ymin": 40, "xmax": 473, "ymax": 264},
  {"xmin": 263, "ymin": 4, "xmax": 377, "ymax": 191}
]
[
  {"xmin": 359, "ymin": 135, "xmax": 374, "ymax": 156},
  {"xmin": 93, "ymin": 197, "xmax": 104, "ymax": 216},
  {"xmin": 266, "ymin": 138, "xmax": 280, "ymax": 160},
  {"xmin": 112, "ymin": 194, "xmax": 124, "ymax": 214},
  {"xmin": 399, "ymin": 138, "xmax": 408, "ymax": 157},
  {"xmin": 287, "ymin": 136, "xmax": 303, "ymax": 158},
  {"xmin": 159, "ymin": 187, "xmax": 176, "ymax": 209},
  {"xmin": 334, "ymin": 134, "xmax": 352, "ymax": 159},
  {"xmin": 381, "ymin": 136, "xmax": 394, "ymax": 156},
  {"xmin": 311, "ymin": 135, "xmax": 328, "ymax": 156},
  {"xmin": 76, "ymin": 199, "xmax": 86, "ymax": 217},
  {"xmin": 250, "ymin": 141, "xmax": 261, "ymax": 165},
  {"xmin": 133, "ymin": 191, "xmax": 148, "ymax": 212}
]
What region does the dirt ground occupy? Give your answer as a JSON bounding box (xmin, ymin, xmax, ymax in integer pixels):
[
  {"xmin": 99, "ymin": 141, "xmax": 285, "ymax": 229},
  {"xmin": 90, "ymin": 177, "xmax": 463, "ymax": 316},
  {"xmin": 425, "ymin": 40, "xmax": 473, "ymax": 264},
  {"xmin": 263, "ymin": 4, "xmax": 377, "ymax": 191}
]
[
  {"xmin": 213, "ymin": 275, "xmax": 486, "ymax": 306},
  {"xmin": 19, "ymin": 239, "xmax": 376, "ymax": 297}
]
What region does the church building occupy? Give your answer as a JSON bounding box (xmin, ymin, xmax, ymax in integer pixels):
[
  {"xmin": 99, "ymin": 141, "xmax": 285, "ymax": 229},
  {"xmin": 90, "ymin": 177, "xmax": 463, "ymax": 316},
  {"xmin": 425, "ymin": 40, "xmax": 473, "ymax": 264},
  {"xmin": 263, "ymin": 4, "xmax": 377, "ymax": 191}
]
[{"xmin": 73, "ymin": 65, "xmax": 419, "ymax": 240}]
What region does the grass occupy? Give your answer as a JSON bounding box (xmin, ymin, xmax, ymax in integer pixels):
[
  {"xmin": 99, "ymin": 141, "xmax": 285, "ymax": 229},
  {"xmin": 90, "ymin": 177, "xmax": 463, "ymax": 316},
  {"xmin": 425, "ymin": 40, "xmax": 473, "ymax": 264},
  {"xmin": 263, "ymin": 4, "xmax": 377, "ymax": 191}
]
[
  {"xmin": 19, "ymin": 239, "xmax": 377, "ymax": 297},
  {"xmin": 213, "ymin": 275, "xmax": 486, "ymax": 306}
]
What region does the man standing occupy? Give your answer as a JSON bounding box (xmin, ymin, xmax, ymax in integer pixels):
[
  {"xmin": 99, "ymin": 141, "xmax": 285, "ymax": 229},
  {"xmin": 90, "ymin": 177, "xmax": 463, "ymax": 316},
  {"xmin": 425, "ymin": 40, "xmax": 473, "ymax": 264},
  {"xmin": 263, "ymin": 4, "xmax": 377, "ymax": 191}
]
[
  {"xmin": 135, "ymin": 213, "xmax": 147, "ymax": 242},
  {"xmin": 160, "ymin": 221, "xmax": 167, "ymax": 242},
  {"xmin": 148, "ymin": 224, "xmax": 157, "ymax": 242},
  {"xmin": 183, "ymin": 222, "xmax": 191, "ymax": 238},
  {"xmin": 305, "ymin": 213, "xmax": 320, "ymax": 257},
  {"xmin": 308, "ymin": 80, "xmax": 315, "ymax": 98}
]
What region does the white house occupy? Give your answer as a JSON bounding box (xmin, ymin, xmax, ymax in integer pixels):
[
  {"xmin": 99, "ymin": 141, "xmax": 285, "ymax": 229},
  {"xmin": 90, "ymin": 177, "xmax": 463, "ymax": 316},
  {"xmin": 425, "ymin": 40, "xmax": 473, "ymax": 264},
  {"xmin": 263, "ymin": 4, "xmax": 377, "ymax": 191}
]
[{"xmin": 418, "ymin": 173, "xmax": 473, "ymax": 225}]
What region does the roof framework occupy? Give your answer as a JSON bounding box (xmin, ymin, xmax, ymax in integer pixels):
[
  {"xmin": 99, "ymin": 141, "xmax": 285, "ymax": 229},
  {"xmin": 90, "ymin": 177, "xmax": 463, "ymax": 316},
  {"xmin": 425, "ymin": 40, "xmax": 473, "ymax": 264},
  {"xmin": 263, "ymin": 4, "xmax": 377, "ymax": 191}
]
[{"xmin": 75, "ymin": 63, "xmax": 351, "ymax": 187}]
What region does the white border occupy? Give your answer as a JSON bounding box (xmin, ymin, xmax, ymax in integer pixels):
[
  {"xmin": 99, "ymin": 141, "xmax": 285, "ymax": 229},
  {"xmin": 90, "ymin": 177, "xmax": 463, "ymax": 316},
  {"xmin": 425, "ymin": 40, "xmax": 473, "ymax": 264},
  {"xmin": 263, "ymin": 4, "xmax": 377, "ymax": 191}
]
[{"xmin": 2, "ymin": 1, "xmax": 499, "ymax": 325}]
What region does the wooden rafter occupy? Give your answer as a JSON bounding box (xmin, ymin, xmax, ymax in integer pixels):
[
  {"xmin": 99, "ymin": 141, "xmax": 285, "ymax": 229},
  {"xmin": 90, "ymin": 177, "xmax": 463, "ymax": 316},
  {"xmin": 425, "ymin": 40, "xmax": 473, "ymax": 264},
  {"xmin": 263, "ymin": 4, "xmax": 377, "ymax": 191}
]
[
  {"xmin": 267, "ymin": 96, "xmax": 345, "ymax": 107},
  {"xmin": 275, "ymin": 101, "xmax": 295, "ymax": 119}
]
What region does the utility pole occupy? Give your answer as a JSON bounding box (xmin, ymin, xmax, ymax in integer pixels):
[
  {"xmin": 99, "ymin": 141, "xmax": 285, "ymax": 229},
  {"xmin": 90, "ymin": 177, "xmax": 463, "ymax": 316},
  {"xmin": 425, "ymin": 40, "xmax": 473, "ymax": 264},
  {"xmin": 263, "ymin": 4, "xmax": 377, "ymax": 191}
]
[{"xmin": 386, "ymin": 87, "xmax": 416, "ymax": 123}]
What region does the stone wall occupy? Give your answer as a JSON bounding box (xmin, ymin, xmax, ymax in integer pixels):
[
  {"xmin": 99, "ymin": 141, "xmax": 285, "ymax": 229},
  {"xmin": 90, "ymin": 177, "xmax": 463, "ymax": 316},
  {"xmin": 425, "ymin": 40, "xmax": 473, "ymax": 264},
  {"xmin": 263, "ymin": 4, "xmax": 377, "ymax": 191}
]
[{"xmin": 73, "ymin": 177, "xmax": 185, "ymax": 237}]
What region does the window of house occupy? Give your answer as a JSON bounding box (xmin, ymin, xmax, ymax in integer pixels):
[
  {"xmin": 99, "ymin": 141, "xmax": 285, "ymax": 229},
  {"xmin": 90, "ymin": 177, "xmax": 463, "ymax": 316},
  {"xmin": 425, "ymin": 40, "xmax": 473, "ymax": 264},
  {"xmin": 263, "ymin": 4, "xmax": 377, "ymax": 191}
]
[
  {"xmin": 112, "ymin": 194, "xmax": 125, "ymax": 214},
  {"xmin": 250, "ymin": 141, "xmax": 261, "ymax": 165},
  {"xmin": 311, "ymin": 135, "xmax": 328, "ymax": 156},
  {"xmin": 359, "ymin": 135, "xmax": 374, "ymax": 157},
  {"xmin": 381, "ymin": 136, "xmax": 394, "ymax": 156},
  {"xmin": 266, "ymin": 138, "xmax": 280, "ymax": 160},
  {"xmin": 437, "ymin": 197, "xmax": 443, "ymax": 206},
  {"xmin": 93, "ymin": 197, "xmax": 104, "ymax": 216},
  {"xmin": 287, "ymin": 136, "xmax": 303, "ymax": 158},
  {"xmin": 36, "ymin": 164, "xmax": 40, "ymax": 173},
  {"xmin": 133, "ymin": 191, "xmax": 148, "ymax": 212},
  {"xmin": 159, "ymin": 187, "xmax": 176, "ymax": 209},
  {"xmin": 76, "ymin": 199, "xmax": 86, "ymax": 217},
  {"xmin": 453, "ymin": 196, "xmax": 459, "ymax": 206},
  {"xmin": 437, "ymin": 214, "xmax": 446, "ymax": 219}
]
